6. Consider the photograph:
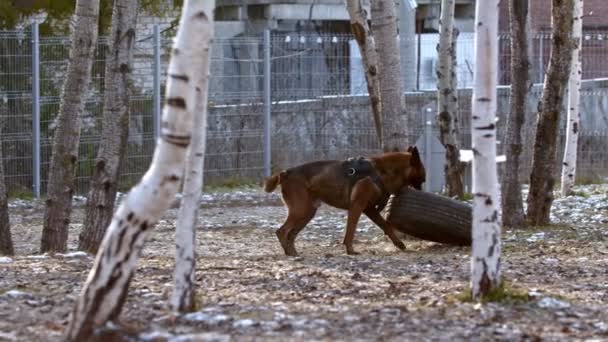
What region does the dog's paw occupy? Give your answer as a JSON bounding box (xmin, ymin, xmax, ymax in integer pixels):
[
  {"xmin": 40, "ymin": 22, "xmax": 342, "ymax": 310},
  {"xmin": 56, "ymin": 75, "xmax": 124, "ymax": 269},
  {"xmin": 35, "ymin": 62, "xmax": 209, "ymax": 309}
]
[
  {"xmin": 394, "ymin": 240, "xmax": 406, "ymax": 251},
  {"xmin": 346, "ymin": 249, "xmax": 360, "ymax": 256}
]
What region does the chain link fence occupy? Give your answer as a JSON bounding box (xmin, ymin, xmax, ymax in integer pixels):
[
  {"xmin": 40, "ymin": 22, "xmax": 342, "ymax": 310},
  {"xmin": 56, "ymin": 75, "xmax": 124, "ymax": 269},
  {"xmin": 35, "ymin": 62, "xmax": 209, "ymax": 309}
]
[{"xmin": 1, "ymin": 26, "xmax": 608, "ymax": 197}]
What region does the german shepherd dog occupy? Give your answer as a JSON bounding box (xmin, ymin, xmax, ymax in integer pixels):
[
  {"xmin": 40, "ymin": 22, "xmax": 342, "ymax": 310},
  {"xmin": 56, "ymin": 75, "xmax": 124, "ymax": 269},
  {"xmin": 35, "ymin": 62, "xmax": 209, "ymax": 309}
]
[{"xmin": 264, "ymin": 146, "xmax": 426, "ymax": 256}]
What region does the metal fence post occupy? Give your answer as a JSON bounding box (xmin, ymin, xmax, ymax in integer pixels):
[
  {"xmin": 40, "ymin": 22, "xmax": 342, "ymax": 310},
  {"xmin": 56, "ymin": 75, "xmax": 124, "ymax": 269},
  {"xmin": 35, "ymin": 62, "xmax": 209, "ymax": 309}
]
[
  {"xmin": 263, "ymin": 29, "xmax": 272, "ymax": 178},
  {"xmin": 423, "ymin": 106, "xmax": 433, "ymax": 192},
  {"xmin": 31, "ymin": 23, "xmax": 41, "ymax": 198},
  {"xmin": 538, "ymin": 34, "xmax": 544, "ymax": 83},
  {"xmin": 153, "ymin": 25, "xmax": 161, "ymax": 143}
]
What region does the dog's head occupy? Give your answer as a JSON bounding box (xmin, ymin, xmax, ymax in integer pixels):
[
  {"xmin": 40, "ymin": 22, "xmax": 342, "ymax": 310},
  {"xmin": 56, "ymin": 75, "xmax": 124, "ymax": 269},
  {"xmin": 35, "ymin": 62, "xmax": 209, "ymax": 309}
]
[
  {"xmin": 372, "ymin": 146, "xmax": 426, "ymax": 193},
  {"xmin": 406, "ymin": 146, "xmax": 426, "ymax": 190}
]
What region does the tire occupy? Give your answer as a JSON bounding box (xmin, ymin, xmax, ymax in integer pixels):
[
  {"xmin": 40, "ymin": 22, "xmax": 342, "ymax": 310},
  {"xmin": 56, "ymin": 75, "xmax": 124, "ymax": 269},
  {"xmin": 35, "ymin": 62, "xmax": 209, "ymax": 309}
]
[{"xmin": 385, "ymin": 188, "xmax": 472, "ymax": 246}]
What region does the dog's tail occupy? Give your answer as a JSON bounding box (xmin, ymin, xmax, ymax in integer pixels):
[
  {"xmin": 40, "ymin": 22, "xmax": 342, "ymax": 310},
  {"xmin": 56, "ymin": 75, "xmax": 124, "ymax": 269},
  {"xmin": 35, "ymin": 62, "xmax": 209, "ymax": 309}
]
[{"xmin": 264, "ymin": 171, "xmax": 286, "ymax": 192}]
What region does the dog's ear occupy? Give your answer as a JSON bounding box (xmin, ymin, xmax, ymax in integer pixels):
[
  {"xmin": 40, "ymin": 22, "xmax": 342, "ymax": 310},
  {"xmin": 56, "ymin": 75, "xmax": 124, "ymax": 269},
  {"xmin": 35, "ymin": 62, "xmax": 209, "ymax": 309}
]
[
  {"xmin": 406, "ymin": 146, "xmax": 414, "ymax": 153},
  {"xmin": 410, "ymin": 146, "xmax": 422, "ymax": 167}
]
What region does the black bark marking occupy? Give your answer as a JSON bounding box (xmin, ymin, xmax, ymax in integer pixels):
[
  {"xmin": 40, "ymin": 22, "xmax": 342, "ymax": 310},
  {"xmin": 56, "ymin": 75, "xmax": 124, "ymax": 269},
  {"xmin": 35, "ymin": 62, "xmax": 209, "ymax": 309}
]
[
  {"xmin": 483, "ymin": 133, "xmax": 493, "ymax": 138},
  {"xmin": 572, "ymin": 122, "xmax": 578, "ymax": 133},
  {"xmin": 477, "ymin": 97, "xmax": 491, "ymax": 102},
  {"xmin": 160, "ymin": 174, "xmax": 181, "ymax": 187},
  {"xmin": 477, "ymin": 123, "xmax": 495, "ymax": 130},
  {"xmin": 563, "ymin": 162, "xmax": 568, "ymax": 166},
  {"xmin": 115, "ymin": 226, "xmax": 128, "ymax": 258},
  {"xmin": 167, "ymin": 97, "xmax": 186, "ymax": 109},
  {"xmin": 195, "ymin": 11, "xmax": 208, "ymax": 20},
  {"xmin": 127, "ymin": 212, "xmax": 134, "ymax": 222},
  {"xmin": 194, "ymin": 152, "xmax": 203, "ymax": 157},
  {"xmin": 351, "ymin": 23, "xmax": 366, "ymax": 46},
  {"xmin": 169, "ymin": 74, "xmax": 189, "ymax": 82},
  {"xmin": 140, "ymin": 221, "xmax": 149, "ymax": 231},
  {"xmin": 162, "ymin": 133, "xmax": 191, "ymax": 148}
]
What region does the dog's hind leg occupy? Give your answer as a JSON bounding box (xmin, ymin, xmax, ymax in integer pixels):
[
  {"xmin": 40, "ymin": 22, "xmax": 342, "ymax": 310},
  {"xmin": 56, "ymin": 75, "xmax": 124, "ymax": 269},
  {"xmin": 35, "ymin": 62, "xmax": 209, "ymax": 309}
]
[
  {"xmin": 276, "ymin": 180, "xmax": 317, "ymax": 256},
  {"xmin": 285, "ymin": 206, "xmax": 317, "ymax": 255},
  {"xmin": 364, "ymin": 209, "xmax": 406, "ymax": 252}
]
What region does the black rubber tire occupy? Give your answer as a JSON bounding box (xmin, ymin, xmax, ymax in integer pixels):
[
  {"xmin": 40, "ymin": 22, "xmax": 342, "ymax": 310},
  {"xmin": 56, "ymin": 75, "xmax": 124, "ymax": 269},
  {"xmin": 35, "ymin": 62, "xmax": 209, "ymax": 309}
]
[{"xmin": 384, "ymin": 188, "xmax": 472, "ymax": 246}]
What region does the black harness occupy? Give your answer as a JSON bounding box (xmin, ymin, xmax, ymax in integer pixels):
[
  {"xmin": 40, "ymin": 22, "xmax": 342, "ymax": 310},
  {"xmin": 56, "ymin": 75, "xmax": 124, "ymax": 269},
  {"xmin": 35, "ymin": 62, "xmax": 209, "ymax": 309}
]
[{"xmin": 342, "ymin": 157, "xmax": 390, "ymax": 211}]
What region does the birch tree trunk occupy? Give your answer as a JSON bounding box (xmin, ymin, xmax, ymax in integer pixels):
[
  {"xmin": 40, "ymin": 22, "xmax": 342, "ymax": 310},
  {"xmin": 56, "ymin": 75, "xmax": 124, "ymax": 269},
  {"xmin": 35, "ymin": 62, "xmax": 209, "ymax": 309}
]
[
  {"xmin": 436, "ymin": 0, "xmax": 464, "ymax": 198},
  {"xmin": 470, "ymin": 0, "xmax": 502, "ymax": 300},
  {"xmin": 172, "ymin": 4, "xmax": 214, "ymax": 312},
  {"xmin": 79, "ymin": 0, "xmax": 139, "ymax": 254},
  {"xmin": 40, "ymin": 0, "xmax": 100, "ymax": 253},
  {"xmin": 0, "ymin": 141, "xmax": 13, "ymax": 255},
  {"xmin": 560, "ymin": 0, "xmax": 583, "ymax": 196},
  {"xmin": 526, "ymin": 0, "xmax": 575, "ymax": 226},
  {"xmin": 371, "ymin": 0, "xmax": 408, "ymax": 151},
  {"xmin": 346, "ymin": 0, "xmax": 383, "ymax": 146},
  {"xmin": 65, "ymin": 1, "xmax": 214, "ymax": 339},
  {"xmin": 501, "ymin": 0, "xmax": 530, "ymax": 228}
]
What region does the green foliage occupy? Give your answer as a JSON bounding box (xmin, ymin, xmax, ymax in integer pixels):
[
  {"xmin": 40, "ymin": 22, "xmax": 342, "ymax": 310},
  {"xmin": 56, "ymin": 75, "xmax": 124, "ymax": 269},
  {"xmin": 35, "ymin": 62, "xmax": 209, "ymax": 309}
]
[
  {"xmin": 0, "ymin": 0, "xmax": 183, "ymax": 34},
  {"xmin": 456, "ymin": 282, "xmax": 531, "ymax": 304}
]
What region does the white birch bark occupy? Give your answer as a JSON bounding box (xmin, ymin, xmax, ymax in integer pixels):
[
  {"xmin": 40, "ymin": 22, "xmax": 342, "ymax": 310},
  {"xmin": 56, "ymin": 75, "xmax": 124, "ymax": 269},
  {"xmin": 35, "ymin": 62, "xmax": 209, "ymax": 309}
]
[
  {"xmin": 172, "ymin": 2, "xmax": 214, "ymax": 312},
  {"xmin": 79, "ymin": 0, "xmax": 139, "ymax": 254},
  {"xmin": 560, "ymin": 0, "xmax": 583, "ymax": 196},
  {"xmin": 470, "ymin": 0, "xmax": 502, "ymax": 300},
  {"xmin": 346, "ymin": 0, "xmax": 383, "ymax": 146},
  {"xmin": 65, "ymin": 1, "xmax": 214, "ymax": 340},
  {"xmin": 436, "ymin": 0, "xmax": 464, "ymax": 198},
  {"xmin": 372, "ymin": 0, "xmax": 408, "ymax": 150}
]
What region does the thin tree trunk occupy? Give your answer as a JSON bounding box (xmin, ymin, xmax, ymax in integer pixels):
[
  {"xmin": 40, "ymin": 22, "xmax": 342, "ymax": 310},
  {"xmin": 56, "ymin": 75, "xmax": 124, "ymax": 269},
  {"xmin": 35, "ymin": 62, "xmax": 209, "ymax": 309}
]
[
  {"xmin": 0, "ymin": 140, "xmax": 13, "ymax": 256},
  {"xmin": 346, "ymin": 0, "xmax": 383, "ymax": 147},
  {"xmin": 172, "ymin": 11, "xmax": 214, "ymax": 313},
  {"xmin": 501, "ymin": 0, "xmax": 531, "ymax": 228},
  {"xmin": 40, "ymin": 0, "xmax": 100, "ymax": 253},
  {"xmin": 470, "ymin": 0, "xmax": 502, "ymax": 300},
  {"xmin": 560, "ymin": 0, "xmax": 583, "ymax": 196},
  {"xmin": 64, "ymin": 1, "xmax": 214, "ymax": 339},
  {"xmin": 79, "ymin": 0, "xmax": 139, "ymax": 254},
  {"xmin": 372, "ymin": 0, "xmax": 408, "ymax": 151},
  {"xmin": 436, "ymin": 0, "xmax": 464, "ymax": 198},
  {"xmin": 526, "ymin": 0, "xmax": 575, "ymax": 226}
]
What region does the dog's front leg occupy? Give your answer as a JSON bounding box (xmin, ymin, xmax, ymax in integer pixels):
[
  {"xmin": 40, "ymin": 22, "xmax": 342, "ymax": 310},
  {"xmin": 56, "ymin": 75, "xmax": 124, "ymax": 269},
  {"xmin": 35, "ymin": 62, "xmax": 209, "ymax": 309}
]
[
  {"xmin": 344, "ymin": 178, "xmax": 380, "ymax": 255},
  {"xmin": 344, "ymin": 203, "xmax": 365, "ymax": 255},
  {"xmin": 364, "ymin": 209, "xmax": 406, "ymax": 252}
]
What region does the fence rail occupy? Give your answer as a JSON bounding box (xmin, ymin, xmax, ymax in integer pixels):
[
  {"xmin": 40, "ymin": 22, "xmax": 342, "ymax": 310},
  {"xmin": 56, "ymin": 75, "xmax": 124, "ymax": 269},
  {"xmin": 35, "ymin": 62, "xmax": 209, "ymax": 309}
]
[{"xmin": 1, "ymin": 25, "xmax": 608, "ymax": 197}]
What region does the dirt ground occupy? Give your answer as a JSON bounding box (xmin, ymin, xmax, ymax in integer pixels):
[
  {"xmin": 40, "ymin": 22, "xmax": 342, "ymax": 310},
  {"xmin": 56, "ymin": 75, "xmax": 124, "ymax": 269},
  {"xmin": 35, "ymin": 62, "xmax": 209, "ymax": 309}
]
[{"xmin": 1, "ymin": 187, "xmax": 607, "ymax": 341}]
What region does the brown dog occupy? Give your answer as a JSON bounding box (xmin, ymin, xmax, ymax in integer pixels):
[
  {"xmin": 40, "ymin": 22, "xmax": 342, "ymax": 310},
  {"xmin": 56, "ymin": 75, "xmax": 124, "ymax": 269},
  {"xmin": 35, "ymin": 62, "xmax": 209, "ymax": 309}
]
[{"xmin": 264, "ymin": 146, "xmax": 426, "ymax": 256}]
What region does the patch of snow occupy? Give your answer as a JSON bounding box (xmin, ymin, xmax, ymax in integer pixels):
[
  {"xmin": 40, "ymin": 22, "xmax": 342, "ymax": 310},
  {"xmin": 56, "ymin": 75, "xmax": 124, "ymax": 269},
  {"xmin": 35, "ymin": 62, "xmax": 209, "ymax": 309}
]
[
  {"xmin": 543, "ymin": 258, "xmax": 559, "ymax": 267},
  {"xmin": 26, "ymin": 255, "xmax": 48, "ymax": 260},
  {"xmin": 139, "ymin": 331, "xmax": 174, "ymax": 341},
  {"xmin": 232, "ymin": 319, "xmax": 257, "ymax": 329},
  {"xmin": 2, "ymin": 290, "xmax": 33, "ymax": 299},
  {"xmin": 182, "ymin": 311, "xmax": 231, "ymax": 325},
  {"xmin": 56, "ymin": 251, "xmax": 88, "ymax": 258},
  {"xmin": 526, "ymin": 233, "xmax": 545, "ymax": 242},
  {"xmin": 537, "ymin": 297, "xmax": 570, "ymax": 309},
  {"xmin": 0, "ymin": 331, "xmax": 17, "ymax": 341},
  {"xmin": 169, "ymin": 332, "xmax": 230, "ymax": 342},
  {"xmin": 0, "ymin": 257, "xmax": 13, "ymax": 264}
]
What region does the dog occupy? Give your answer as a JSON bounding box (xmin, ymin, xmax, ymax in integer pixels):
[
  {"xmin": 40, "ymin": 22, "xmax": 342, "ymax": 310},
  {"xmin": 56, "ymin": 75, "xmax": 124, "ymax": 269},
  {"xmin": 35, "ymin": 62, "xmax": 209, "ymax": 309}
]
[{"xmin": 264, "ymin": 146, "xmax": 426, "ymax": 256}]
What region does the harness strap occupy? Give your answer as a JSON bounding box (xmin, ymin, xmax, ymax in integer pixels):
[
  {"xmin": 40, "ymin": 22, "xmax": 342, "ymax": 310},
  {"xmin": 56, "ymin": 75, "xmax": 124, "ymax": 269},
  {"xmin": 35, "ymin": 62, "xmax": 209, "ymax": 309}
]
[{"xmin": 342, "ymin": 157, "xmax": 390, "ymax": 211}]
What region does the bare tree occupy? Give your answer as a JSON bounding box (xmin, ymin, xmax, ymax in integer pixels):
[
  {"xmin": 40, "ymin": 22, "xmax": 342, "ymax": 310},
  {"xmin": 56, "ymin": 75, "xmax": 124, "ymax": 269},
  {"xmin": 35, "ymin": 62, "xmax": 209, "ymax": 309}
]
[
  {"xmin": 436, "ymin": 0, "xmax": 464, "ymax": 198},
  {"xmin": 501, "ymin": 0, "xmax": 531, "ymax": 227},
  {"xmin": 346, "ymin": 0, "xmax": 383, "ymax": 146},
  {"xmin": 560, "ymin": 0, "xmax": 584, "ymax": 196},
  {"xmin": 64, "ymin": 1, "xmax": 215, "ymax": 339},
  {"xmin": 470, "ymin": 0, "xmax": 502, "ymax": 300},
  {"xmin": 0, "ymin": 141, "xmax": 13, "ymax": 255},
  {"xmin": 371, "ymin": 0, "xmax": 408, "ymax": 151},
  {"xmin": 172, "ymin": 8, "xmax": 214, "ymax": 312},
  {"xmin": 40, "ymin": 0, "xmax": 100, "ymax": 253},
  {"xmin": 78, "ymin": 0, "xmax": 139, "ymax": 253},
  {"xmin": 527, "ymin": 0, "xmax": 575, "ymax": 226}
]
